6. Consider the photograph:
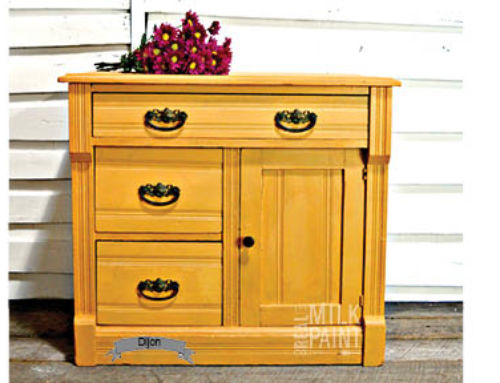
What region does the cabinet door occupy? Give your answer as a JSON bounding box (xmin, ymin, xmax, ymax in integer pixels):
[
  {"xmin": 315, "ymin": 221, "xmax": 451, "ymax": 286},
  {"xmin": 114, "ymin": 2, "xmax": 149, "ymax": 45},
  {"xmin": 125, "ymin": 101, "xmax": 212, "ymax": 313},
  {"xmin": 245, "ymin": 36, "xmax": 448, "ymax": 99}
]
[{"xmin": 241, "ymin": 149, "xmax": 365, "ymax": 326}]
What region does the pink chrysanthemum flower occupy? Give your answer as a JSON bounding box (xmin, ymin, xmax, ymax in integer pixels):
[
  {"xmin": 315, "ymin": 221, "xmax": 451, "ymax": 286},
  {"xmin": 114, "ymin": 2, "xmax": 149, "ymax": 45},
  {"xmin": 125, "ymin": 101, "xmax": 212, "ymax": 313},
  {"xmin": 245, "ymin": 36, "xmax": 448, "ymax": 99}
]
[
  {"xmin": 182, "ymin": 10, "xmax": 200, "ymax": 29},
  {"xmin": 166, "ymin": 50, "xmax": 182, "ymax": 73},
  {"xmin": 153, "ymin": 23, "xmax": 178, "ymax": 47},
  {"xmin": 208, "ymin": 21, "xmax": 221, "ymax": 36},
  {"xmin": 96, "ymin": 10, "xmax": 232, "ymax": 75},
  {"xmin": 184, "ymin": 53, "xmax": 205, "ymax": 74}
]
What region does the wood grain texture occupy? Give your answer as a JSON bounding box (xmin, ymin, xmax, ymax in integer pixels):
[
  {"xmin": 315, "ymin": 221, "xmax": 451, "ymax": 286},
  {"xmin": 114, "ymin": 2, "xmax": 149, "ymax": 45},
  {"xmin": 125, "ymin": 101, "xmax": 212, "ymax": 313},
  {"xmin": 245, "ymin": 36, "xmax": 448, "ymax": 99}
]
[
  {"xmin": 95, "ymin": 147, "xmax": 223, "ymax": 233},
  {"xmin": 241, "ymin": 149, "xmax": 364, "ymax": 327},
  {"xmin": 68, "ymin": 83, "xmax": 95, "ymax": 366},
  {"xmin": 222, "ymin": 149, "xmax": 240, "ymax": 326},
  {"xmin": 59, "ymin": 72, "xmax": 401, "ymax": 86},
  {"xmin": 96, "ymin": 242, "xmax": 222, "ymax": 326},
  {"xmin": 94, "ymin": 326, "xmax": 363, "ymax": 365},
  {"xmin": 61, "ymin": 74, "xmax": 398, "ymax": 365},
  {"xmin": 93, "ymin": 92, "xmax": 369, "ymax": 141},
  {"xmin": 362, "ymin": 87, "xmax": 392, "ymax": 366}
]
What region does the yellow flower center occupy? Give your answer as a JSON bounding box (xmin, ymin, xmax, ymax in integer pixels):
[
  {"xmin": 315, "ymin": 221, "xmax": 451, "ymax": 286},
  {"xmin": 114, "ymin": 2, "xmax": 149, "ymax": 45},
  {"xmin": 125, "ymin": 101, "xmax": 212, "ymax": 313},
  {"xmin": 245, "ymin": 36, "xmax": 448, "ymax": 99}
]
[
  {"xmin": 212, "ymin": 51, "xmax": 217, "ymax": 56},
  {"xmin": 188, "ymin": 19, "xmax": 193, "ymax": 26},
  {"xmin": 189, "ymin": 62, "xmax": 197, "ymax": 70},
  {"xmin": 153, "ymin": 48, "xmax": 161, "ymax": 56},
  {"xmin": 194, "ymin": 32, "xmax": 201, "ymax": 39},
  {"xmin": 162, "ymin": 33, "xmax": 170, "ymax": 41},
  {"xmin": 191, "ymin": 46, "xmax": 197, "ymax": 53},
  {"xmin": 171, "ymin": 43, "xmax": 178, "ymax": 51},
  {"xmin": 171, "ymin": 55, "xmax": 178, "ymax": 63},
  {"xmin": 212, "ymin": 59, "xmax": 216, "ymax": 66}
]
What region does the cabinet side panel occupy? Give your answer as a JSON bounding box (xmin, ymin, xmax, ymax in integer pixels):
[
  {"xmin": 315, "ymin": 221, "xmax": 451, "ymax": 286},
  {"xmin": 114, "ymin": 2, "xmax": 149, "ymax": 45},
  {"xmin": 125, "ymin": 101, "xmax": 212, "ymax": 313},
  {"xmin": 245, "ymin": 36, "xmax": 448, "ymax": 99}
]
[
  {"xmin": 69, "ymin": 83, "xmax": 96, "ymax": 366},
  {"xmin": 363, "ymin": 86, "xmax": 392, "ymax": 366}
]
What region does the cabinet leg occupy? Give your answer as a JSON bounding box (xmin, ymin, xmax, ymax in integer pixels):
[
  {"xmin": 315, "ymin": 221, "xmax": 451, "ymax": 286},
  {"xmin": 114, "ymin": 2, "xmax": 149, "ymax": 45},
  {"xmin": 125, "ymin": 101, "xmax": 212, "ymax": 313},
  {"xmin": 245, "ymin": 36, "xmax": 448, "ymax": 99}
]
[
  {"xmin": 74, "ymin": 315, "xmax": 96, "ymax": 366},
  {"xmin": 362, "ymin": 315, "xmax": 386, "ymax": 366}
]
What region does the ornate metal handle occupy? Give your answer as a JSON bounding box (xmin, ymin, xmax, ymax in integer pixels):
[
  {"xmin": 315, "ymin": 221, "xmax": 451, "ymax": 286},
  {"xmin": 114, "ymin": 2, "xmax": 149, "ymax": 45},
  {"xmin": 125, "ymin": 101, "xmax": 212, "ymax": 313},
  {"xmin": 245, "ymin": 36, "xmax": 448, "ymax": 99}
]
[
  {"xmin": 274, "ymin": 109, "xmax": 317, "ymax": 133},
  {"xmin": 138, "ymin": 183, "xmax": 180, "ymax": 206},
  {"xmin": 137, "ymin": 278, "xmax": 180, "ymax": 301},
  {"xmin": 144, "ymin": 108, "xmax": 188, "ymax": 131}
]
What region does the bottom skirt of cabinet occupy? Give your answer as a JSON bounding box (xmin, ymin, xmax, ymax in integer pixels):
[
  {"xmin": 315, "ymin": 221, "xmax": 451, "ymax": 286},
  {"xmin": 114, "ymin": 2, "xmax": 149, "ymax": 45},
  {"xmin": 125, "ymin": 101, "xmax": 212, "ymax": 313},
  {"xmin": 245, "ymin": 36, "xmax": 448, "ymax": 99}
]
[{"xmin": 89, "ymin": 325, "xmax": 363, "ymax": 365}]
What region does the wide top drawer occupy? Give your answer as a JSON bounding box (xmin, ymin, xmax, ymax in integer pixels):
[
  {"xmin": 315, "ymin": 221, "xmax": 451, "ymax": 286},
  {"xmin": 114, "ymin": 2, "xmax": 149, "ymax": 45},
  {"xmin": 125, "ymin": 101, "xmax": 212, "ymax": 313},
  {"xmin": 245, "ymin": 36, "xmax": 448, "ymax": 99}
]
[{"xmin": 93, "ymin": 93, "xmax": 368, "ymax": 143}]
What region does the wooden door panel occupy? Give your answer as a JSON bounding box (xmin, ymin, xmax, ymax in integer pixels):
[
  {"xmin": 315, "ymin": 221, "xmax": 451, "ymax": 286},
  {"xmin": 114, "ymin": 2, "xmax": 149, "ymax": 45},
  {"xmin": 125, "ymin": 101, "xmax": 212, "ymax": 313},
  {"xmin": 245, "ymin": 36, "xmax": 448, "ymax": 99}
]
[{"xmin": 241, "ymin": 149, "xmax": 365, "ymax": 326}]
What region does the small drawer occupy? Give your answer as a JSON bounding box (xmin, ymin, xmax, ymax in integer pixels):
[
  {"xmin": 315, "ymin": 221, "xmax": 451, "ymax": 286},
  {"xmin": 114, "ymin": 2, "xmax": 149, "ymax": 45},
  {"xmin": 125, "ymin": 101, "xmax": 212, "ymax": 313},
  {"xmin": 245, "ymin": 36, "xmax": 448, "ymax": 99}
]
[
  {"xmin": 95, "ymin": 147, "xmax": 222, "ymax": 233},
  {"xmin": 93, "ymin": 93, "xmax": 368, "ymax": 142},
  {"xmin": 97, "ymin": 241, "xmax": 222, "ymax": 326}
]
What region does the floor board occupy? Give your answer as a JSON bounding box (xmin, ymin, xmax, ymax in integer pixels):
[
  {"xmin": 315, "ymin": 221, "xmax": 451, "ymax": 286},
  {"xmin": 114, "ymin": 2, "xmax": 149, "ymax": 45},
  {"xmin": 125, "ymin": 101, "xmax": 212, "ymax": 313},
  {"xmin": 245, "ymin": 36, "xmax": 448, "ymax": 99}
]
[{"xmin": 9, "ymin": 301, "xmax": 463, "ymax": 382}]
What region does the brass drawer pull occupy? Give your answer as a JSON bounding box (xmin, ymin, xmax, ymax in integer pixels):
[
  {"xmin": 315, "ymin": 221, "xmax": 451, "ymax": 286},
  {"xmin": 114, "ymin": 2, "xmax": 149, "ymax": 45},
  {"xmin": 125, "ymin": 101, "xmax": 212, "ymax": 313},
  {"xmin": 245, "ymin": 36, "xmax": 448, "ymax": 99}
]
[
  {"xmin": 144, "ymin": 108, "xmax": 188, "ymax": 131},
  {"xmin": 138, "ymin": 183, "xmax": 180, "ymax": 206},
  {"xmin": 275, "ymin": 109, "xmax": 317, "ymax": 133},
  {"xmin": 137, "ymin": 278, "xmax": 180, "ymax": 301}
]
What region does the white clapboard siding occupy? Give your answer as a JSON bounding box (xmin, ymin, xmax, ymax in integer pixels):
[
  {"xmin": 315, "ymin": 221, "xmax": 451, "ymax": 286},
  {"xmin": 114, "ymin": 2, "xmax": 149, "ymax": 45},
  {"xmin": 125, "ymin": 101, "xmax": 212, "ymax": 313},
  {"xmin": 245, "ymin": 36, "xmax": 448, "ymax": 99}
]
[
  {"xmin": 390, "ymin": 133, "xmax": 463, "ymax": 184},
  {"xmin": 148, "ymin": 14, "xmax": 462, "ymax": 80},
  {"xmin": 392, "ymin": 81, "xmax": 463, "ymax": 133},
  {"xmin": 386, "ymin": 241, "xmax": 463, "ymax": 286},
  {"xmin": 9, "ymin": 224, "xmax": 73, "ymax": 273},
  {"xmin": 9, "ymin": 273, "xmax": 73, "ymax": 299},
  {"xmin": 10, "ymin": 47, "xmax": 128, "ymax": 94},
  {"xmin": 9, "ymin": 0, "xmax": 129, "ymax": 9},
  {"xmin": 10, "ymin": 142, "xmax": 70, "ymax": 179},
  {"xmin": 387, "ymin": 186, "xmax": 462, "ymax": 234},
  {"xmin": 386, "ymin": 286, "xmax": 462, "ymax": 302},
  {"xmin": 8, "ymin": 0, "xmax": 132, "ymax": 299},
  {"xmin": 10, "ymin": 95, "xmax": 68, "ymax": 140},
  {"xmin": 9, "ymin": 2, "xmax": 463, "ymax": 302},
  {"xmin": 145, "ymin": 0, "xmax": 462, "ymax": 29},
  {"xmin": 10, "ymin": 180, "xmax": 71, "ymax": 223},
  {"xmin": 9, "ymin": 11, "xmax": 130, "ymax": 48}
]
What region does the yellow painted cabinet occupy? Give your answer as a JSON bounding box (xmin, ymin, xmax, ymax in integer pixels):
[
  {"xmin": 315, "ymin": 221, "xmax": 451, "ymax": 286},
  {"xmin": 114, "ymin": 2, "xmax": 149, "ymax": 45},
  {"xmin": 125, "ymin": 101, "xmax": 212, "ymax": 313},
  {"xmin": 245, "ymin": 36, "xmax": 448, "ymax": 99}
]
[
  {"xmin": 60, "ymin": 73, "xmax": 399, "ymax": 366},
  {"xmin": 241, "ymin": 149, "xmax": 365, "ymax": 326}
]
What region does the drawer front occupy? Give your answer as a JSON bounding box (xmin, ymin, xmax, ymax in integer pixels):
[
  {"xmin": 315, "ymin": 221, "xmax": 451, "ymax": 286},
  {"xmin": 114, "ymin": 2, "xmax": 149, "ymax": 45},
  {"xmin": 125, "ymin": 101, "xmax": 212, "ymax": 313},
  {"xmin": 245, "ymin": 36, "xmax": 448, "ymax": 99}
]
[
  {"xmin": 97, "ymin": 241, "xmax": 222, "ymax": 326},
  {"xmin": 93, "ymin": 93, "xmax": 368, "ymax": 141},
  {"xmin": 95, "ymin": 147, "xmax": 222, "ymax": 233}
]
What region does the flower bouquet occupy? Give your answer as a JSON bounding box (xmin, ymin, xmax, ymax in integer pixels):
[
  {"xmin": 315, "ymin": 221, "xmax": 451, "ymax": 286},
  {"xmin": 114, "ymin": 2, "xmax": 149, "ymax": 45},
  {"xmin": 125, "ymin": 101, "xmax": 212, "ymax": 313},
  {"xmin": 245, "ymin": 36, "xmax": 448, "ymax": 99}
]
[{"xmin": 95, "ymin": 11, "xmax": 232, "ymax": 75}]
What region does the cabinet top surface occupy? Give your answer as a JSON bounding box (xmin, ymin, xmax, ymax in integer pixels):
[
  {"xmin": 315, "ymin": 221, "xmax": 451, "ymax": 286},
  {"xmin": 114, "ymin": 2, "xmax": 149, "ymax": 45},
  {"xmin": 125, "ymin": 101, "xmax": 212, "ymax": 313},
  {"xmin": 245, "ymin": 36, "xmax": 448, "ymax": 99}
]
[{"xmin": 58, "ymin": 72, "xmax": 401, "ymax": 87}]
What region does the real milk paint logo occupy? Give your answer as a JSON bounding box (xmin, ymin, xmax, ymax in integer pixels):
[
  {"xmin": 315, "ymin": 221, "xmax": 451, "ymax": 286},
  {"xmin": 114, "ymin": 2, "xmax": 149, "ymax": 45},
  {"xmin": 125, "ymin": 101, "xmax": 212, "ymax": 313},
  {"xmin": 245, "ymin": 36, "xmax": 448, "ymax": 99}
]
[{"xmin": 107, "ymin": 336, "xmax": 195, "ymax": 364}]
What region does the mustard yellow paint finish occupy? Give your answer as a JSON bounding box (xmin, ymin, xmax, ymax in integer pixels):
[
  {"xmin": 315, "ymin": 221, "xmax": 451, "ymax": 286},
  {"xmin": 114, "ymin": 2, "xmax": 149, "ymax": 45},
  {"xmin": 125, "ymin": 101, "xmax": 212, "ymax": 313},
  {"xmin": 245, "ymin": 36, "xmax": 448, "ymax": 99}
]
[
  {"xmin": 93, "ymin": 93, "xmax": 368, "ymax": 141},
  {"xmin": 96, "ymin": 242, "xmax": 222, "ymax": 326},
  {"xmin": 62, "ymin": 73, "xmax": 399, "ymax": 366},
  {"xmin": 240, "ymin": 149, "xmax": 365, "ymax": 327},
  {"xmin": 95, "ymin": 147, "xmax": 222, "ymax": 233}
]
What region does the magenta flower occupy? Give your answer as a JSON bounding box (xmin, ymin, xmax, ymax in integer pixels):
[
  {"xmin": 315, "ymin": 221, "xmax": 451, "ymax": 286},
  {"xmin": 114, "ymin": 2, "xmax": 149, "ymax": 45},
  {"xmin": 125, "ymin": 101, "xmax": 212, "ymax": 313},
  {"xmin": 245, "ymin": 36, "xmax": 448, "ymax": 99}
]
[
  {"xmin": 208, "ymin": 21, "xmax": 221, "ymax": 35},
  {"xmin": 184, "ymin": 53, "xmax": 205, "ymax": 74},
  {"xmin": 153, "ymin": 24, "xmax": 178, "ymax": 47},
  {"xmin": 182, "ymin": 10, "xmax": 200, "ymax": 29},
  {"xmin": 96, "ymin": 10, "xmax": 232, "ymax": 75}
]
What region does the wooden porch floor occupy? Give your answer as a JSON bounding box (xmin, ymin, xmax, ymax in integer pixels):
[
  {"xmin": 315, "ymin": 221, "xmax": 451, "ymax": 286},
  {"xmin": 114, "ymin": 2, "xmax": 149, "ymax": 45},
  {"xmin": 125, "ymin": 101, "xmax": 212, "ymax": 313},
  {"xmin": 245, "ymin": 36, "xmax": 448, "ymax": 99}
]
[{"xmin": 9, "ymin": 301, "xmax": 462, "ymax": 382}]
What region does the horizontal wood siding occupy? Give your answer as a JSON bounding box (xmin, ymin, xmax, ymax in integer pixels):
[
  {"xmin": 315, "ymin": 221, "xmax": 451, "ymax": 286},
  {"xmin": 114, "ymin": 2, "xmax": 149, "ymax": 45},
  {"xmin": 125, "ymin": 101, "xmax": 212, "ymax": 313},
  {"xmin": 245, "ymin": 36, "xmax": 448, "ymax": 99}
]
[
  {"xmin": 8, "ymin": 2, "xmax": 131, "ymax": 299},
  {"xmin": 9, "ymin": 1, "xmax": 463, "ymax": 301}
]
